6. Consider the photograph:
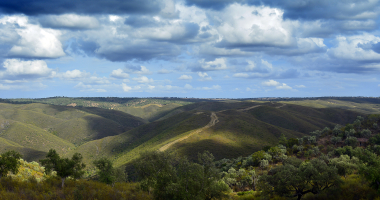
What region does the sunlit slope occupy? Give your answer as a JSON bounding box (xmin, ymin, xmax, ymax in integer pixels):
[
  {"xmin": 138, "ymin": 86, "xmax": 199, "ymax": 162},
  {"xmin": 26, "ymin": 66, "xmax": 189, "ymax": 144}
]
[
  {"xmin": 156, "ymin": 101, "xmax": 264, "ymax": 121},
  {"xmin": 0, "ymin": 121, "xmax": 74, "ymax": 154},
  {"xmin": 282, "ymin": 98, "xmax": 380, "ymax": 114},
  {"xmin": 0, "ymin": 137, "xmax": 46, "ymax": 161},
  {"xmin": 71, "ymin": 111, "xmax": 210, "ymax": 166},
  {"xmin": 10, "ymin": 97, "xmax": 195, "ymax": 121},
  {"xmin": 246, "ymin": 104, "xmax": 361, "ymax": 134},
  {"xmin": 120, "ymin": 103, "xmax": 363, "ymax": 165}
]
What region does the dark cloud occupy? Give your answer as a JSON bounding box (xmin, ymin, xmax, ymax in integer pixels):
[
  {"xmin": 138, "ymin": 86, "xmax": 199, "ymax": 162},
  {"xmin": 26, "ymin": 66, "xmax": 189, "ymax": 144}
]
[
  {"xmin": 124, "ymin": 16, "xmax": 159, "ymax": 28},
  {"xmin": 185, "ymin": 0, "xmax": 380, "ymax": 21},
  {"xmin": 277, "ymin": 68, "xmax": 300, "ymax": 79},
  {"xmin": 185, "ymin": 0, "xmax": 244, "ymax": 10},
  {"xmin": 0, "ymin": 0, "xmax": 163, "ymax": 15},
  {"xmin": 95, "ymin": 41, "xmax": 181, "ymax": 61},
  {"xmin": 38, "ymin": 15, "xmax": 100, "ymax": 30}
]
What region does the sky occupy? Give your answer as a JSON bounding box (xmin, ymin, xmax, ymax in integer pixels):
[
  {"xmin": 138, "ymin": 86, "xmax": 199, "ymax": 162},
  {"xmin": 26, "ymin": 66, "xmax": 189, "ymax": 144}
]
[{"xmin": 0, "ymin": 0, "xmax": 380, "ymax": 98}]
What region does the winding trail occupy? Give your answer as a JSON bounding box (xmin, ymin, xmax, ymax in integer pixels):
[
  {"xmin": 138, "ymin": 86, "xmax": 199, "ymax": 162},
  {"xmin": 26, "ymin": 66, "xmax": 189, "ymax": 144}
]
[{"xmin": 159, "ymin": 112, "xmax": 219, "ymax": 151}]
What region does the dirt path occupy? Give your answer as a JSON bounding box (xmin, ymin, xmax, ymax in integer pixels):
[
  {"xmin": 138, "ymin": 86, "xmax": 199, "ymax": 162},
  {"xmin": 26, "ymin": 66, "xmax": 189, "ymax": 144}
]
[
  {"xmin": 276, "ymin": 104, "xmax": 286, "ymax": 108},
  {"xmin": 159, "ymin": 112, "xmax": 219, "ymax": 151},
  {"xmin": 237, "ymin": 105, "xmax": 261, "ymax": 112}
]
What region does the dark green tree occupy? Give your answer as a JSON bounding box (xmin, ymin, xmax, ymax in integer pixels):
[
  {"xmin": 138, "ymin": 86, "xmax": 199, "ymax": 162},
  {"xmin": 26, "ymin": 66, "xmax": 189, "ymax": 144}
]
[
  {"xmin": 135, "ymin": 151, "xmax": 230, "ymax": 200},
  {"xmin": 259, "ymin": 158, "xmax": 342, "ymax": 200},
  {"xmin": 40, "ymin": 149, "xmax": 86, "ymax": 188},
  {"xmin": 93, "ymin": 158, "xmax": 115, "ymax": 185},
  {"xmin": 0, "ymin": 150, "xmax": 22, "ymax": 178}
]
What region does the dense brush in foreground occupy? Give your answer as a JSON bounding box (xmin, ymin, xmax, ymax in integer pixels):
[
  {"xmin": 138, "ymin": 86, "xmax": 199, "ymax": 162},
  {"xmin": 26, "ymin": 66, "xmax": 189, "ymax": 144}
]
[{"xmin": 0, "ymin": 177, "xmax": 151, "ymax": 200}]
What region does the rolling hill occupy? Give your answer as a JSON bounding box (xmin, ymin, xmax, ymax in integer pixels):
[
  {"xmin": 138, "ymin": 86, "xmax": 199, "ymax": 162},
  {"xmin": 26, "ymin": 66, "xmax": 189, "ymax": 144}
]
[{"xmin": 0, "ymin": 97, "xmax": 373, "ymax": 171}]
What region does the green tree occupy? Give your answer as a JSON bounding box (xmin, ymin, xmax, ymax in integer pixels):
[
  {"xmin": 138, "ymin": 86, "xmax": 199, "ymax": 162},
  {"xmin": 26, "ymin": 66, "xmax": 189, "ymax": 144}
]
[
  {"xmin": 135, "ymin": 151, "xmax": 230, "ymax": 200},
  {"xmin": 329, "ymin": 155, "xmax": 359, "ymax": 178},
  {"xmin": 93, "ymin": 158, "xmax": 115, "ymax": 185},
  {"xmin": 40, "ymin": 149, "xmax": 86, "ymax": 188},
  {"xmin": 279, "ymin": 133, "xmax": 288, "ymax": 146},
  {"xmin": 259, "ymin": 158, "xmax": 342, "ymax": 200},
  {"xmin": 0, "ymin": 150, "xmax": 22, "ymax": 178},
  {"xmin": 331, "ymin": 136, "xmax": 342, "ymax": 145}
]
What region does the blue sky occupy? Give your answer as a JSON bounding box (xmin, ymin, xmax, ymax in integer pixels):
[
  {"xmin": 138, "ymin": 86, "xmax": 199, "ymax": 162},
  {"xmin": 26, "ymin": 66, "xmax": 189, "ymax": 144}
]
[{"xmin": 0, "ymin": 0, "xmax": 379, "ymax": 98}]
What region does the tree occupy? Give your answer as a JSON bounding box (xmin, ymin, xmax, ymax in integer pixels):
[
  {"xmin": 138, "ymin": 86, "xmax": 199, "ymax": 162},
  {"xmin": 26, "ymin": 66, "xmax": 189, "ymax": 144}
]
[
  {"xmin": 360, "ymin": 129, "xmax": 372, "ymax": 138},
  {"xmin": 0, "ymin": 150, "xmax": 22, "ymax": 178},
  {"xmin": 279, "ymin": 133, "xmax": 287, "ymax": 146},
  {"xmin": 329, "ymin": 155, "xmax": 359, "ymax": 178},
  {"xmin": 135, "ymin": 151, "xmax": 230, "ymax": 200},
  {"xmin": 93, "ymin": 158, "xmax": 115, "ymax": 185},
  {"xmin": 259, "ymin": 158, "xmax": 342, "ymax": 200},
  {"xmin": 40, "ymin": 149, "xmax": 86, "ymax": 188},
  {"xmin": 331, "ymin": 136, "xmax": 342, "ymax": 145}
]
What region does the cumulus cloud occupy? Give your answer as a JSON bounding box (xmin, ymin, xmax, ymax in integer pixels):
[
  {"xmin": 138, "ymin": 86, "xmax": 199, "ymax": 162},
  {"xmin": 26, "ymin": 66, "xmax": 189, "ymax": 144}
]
[
  {"xmin": 184, "ymin": 83, "xmax": 193, "ymax": 89},
  {"xmin": 328, "ymin": 34, "xmax": 380, "ymax": 61},
  {"xmin": 110, "ymin": 69, "xmax": 129, "ymax": 79},
  {"xmin": 178, "ymin": 75, "xmax": 192, "ymax": 80},
  {"xmin": 262, "ymin": 80, "xmax": 292, "ymax": 90},
  {"xmin": 201, "ymin": 85, "xmax": 221, "ymax": 90},
  {"xmin": 60, "ymin": 69, "xmax": 89, "ymax": 79},
  {"xmin": 133, "ymin": 76, "xmax": 153, "ymax": 83},
  {"xmin": 121, "ymin": 83, "xmax": 132, "ymax": 92},
  {"xmin": 124, "ymin": 65, "xmax": 152, "ymax": 74},
  {"xmin": 262, "ymin": 80, "xmax": 280, "ymax": 87},
  {"xmin": 0, "ymin": 16, "xmax": 65, "ymax": 59},
  {"xmin": 197, "ymin": 72, "xmax": 212, "ymax": 81},
  {"xmin": 0, "ymin": 59, "xmax": 54, "ymax": 80},
  {"xmin": 39, "ymin": 14, "xmax": 100, "ymax": 29},
  {"xmin": 215, "ymin": 4, "xmax": 294, "ymax": 49},
  {"xmin": 158, "ymin": 69, "xmax": 172, "ymax": 74}
]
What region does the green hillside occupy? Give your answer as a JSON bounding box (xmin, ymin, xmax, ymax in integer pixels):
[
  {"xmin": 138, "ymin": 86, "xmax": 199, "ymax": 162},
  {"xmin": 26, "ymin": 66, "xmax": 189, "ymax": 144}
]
[{"xmin": 0, "ymin": 102, "xmax": 147, "ymax": 161}]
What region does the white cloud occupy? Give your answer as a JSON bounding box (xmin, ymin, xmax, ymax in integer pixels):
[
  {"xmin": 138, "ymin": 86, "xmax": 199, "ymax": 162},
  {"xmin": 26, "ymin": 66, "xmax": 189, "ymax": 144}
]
[
  {"xmin": 122, "ymin": 83, "xmax": 132, "ymax": 92},
  {"xmin": 233, "ymin": 73, "xmax": 249, "ymax": 78},
  {"xmin": 328, "ymin": 34, "xmax": 380, "ymax": 61},
  {"xmin": 276, "ymin": 83, "xmax": 292, "ymax": 90},
  {"xmin": 262, "ymin": 80, "xmax": 280, "ymax": 86},
  {"xmin": 184, "ymin": 84, "xmax": 193, "ymax": 89},
  {"xmin": 110, "ymin": 69, "xmax": 129, "ymax": 79},
  {"xmin": 0, "ymin": 16, "xmax": 65, "ymax": 58},
  {"xmin": 158, "ymin": 69, "xmax": 172, "ymax": 74},
  {"xmin": 199, "ymin": 58, "xmax": 227, "ymax": 71},
  {"xmin": 262, "ymin": 80, "xmax": 292, "ymax": 90},
  {"xmin": 216, "ymin": 4, "xmax": 293, "ymax": 47},
  {"xmin": 133, "ymin": 76, "xmax": 153, "ymax": 83},
  {"xmin": 201, "ymin": 85, "xmax": 221, "ymax": 90},
  {"xmin": 198, "ymin": 72, "xmax": 212, "ymax": 81},
  {"xmin": 60, "ymin": 69, "xmax": 88, "ymax": 79},
  {"xmin": 148, "ymin": 85, "xmax": 155, "ymax": 90},
  {"xmin": 0, "ymin": 59, "xmax": 54, "ymax": 79},
  {"xmin": 178, "ymin": 75, "xmax": 192, "ymax": 80},
  {"xmin": 39, "ymin": 14, "xmax": 100, "ymax": 29},
  {"xmin": 125, "ymin": 66, "xmax": 152, "ymax": 74},
  {"xmin": 295, "ymin": 85, "xmax": 306, "ymax": 88}
]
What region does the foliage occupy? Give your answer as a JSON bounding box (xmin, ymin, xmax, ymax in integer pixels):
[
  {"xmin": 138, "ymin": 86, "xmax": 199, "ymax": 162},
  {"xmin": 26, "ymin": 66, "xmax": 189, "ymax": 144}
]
[
  {"xmin": 0, "ymin": 150, "xmax": 22, "ymax": 178},
  {"xmin": 93, "ymin": 158, "xmax": 116, "ymax": 185},
  {"xmin": 134, "ymin": 151, "xmax": 230, "ymax": 200},
  {"xmin": 258, "ymin": 158, "xmax": 342, "ymax": 200},
  {"xmin": 40, "ymin": 149, "xmax": 86, "ymax": 188},
  {"xmin": 0, "ymin": 176, "xmax": 151, "ymax": 200}
]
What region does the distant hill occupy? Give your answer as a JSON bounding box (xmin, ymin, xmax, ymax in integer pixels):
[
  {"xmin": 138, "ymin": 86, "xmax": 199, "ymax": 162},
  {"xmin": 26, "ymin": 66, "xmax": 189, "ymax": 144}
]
[
  {"xmin": 0, "ymin": 97, "xmax": 373, "ymax": 171},
  {"xmin": 0, "ymin": 102, "xmax": 146, "ymax": 161}
]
